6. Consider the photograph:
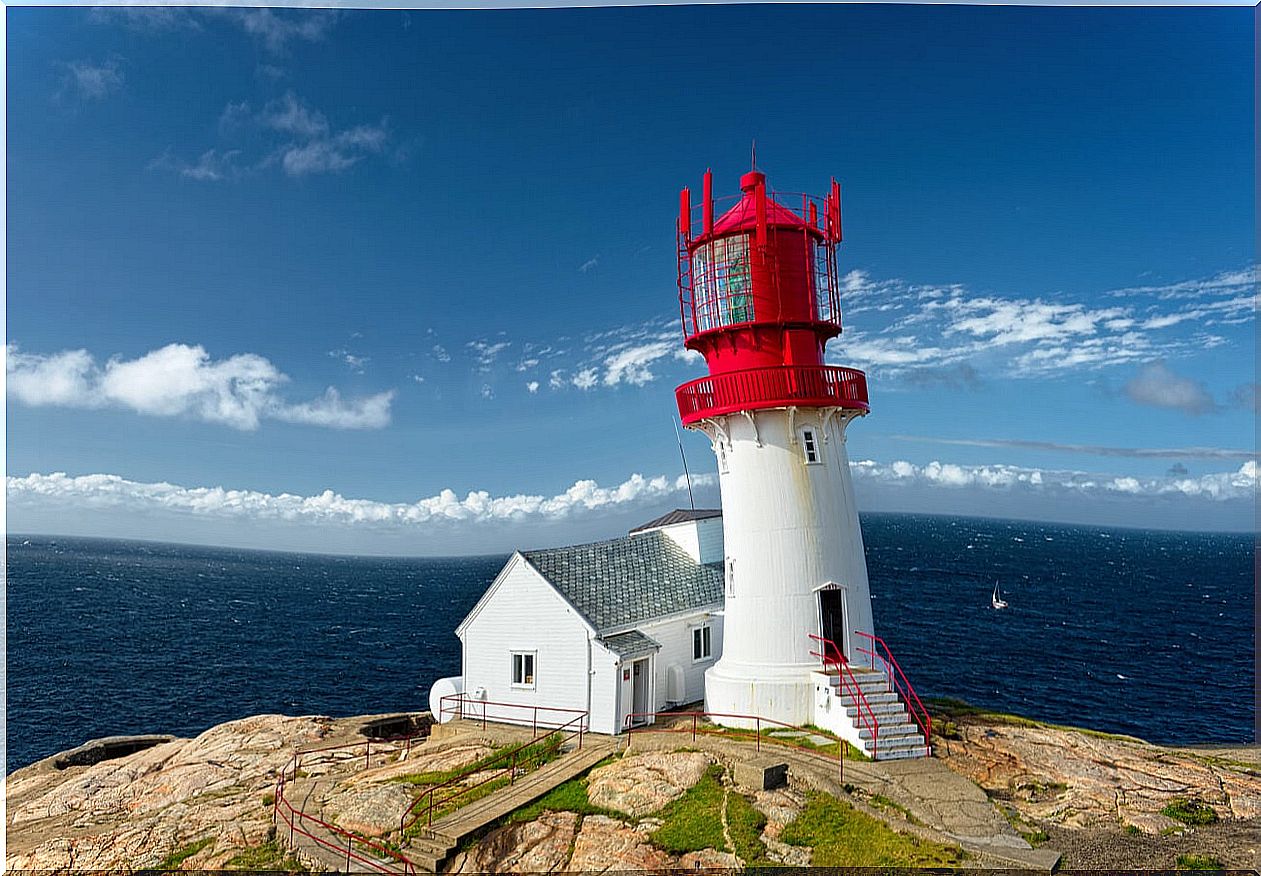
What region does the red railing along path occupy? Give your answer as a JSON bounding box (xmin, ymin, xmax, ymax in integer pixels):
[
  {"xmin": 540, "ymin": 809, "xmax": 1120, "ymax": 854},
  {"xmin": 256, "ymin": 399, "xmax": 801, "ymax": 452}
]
[
  {"xmin": 809, "ymin": 633, "xmax": 879, "ymax": 760},
  {"xmin": 398, "ymin": 696, "xmax": 588, "ymax": 834},
  {"xmin": 854, "ymin": 631, "xmax": 932, "ymax": 753},
  {"xmin": 622, "ymin": 708, "xmax": 848, "ymax": 779},
  {"xmin": 273, "ymin": 733, "xmax": 424, "ymax": 874},
  {"xmin": 676, "ymin": 364, "xmax": 868, "ymax": 425}
]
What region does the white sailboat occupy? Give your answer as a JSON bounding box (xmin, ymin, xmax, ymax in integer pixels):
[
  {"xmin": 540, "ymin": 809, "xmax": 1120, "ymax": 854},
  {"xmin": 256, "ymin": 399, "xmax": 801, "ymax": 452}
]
[{"xmin": 991, "ymin": 581, "xmax": 1008, "ymax": 610}]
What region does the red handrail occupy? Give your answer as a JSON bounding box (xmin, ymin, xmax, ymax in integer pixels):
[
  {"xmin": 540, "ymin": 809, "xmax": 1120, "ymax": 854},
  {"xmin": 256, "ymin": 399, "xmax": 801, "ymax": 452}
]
[
  {"xmin": 854, "ymin": 631, "xmax": 932, "ymax": 751},
  {"xmin": 273, "ymin": 734, "xmax": 424, "ymax": 874},
  {"xmin": 808, "ymin": 633, "xmax": 880, "ymax": 760},
  {"xmin": 399, "ymin": 696, "xmax": 588, "ymax": 835},
  {"xmin": 622, "ymin": 708, "xmax": 847, "ymax": 779}
]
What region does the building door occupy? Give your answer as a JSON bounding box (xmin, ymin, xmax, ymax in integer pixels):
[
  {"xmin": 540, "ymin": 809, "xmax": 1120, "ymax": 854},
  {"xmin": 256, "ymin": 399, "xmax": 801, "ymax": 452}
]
[
  {"xmin": 818, "ymin": 588, "xmax": 848, "ymax": 662},
  {"xmin": 632, "ymin": 658, "xmax": 651, "ymax": 721}
]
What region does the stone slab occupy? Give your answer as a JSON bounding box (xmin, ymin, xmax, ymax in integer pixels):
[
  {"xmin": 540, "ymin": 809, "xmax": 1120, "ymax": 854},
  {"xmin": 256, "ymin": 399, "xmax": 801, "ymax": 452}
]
[{"xmin": 734, "ymin": 757, "xmax": 788, "ymax": 791}]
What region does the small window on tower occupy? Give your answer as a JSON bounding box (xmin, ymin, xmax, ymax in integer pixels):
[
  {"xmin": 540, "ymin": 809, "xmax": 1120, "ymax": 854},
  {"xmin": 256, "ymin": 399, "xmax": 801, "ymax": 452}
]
[
  {"xmin": 725, "ymin": 557, "xmax": 735, "ymax": 597},
  {"xmin": 801, "ymin": 428, "xmax": 820, "ymax": 464}
]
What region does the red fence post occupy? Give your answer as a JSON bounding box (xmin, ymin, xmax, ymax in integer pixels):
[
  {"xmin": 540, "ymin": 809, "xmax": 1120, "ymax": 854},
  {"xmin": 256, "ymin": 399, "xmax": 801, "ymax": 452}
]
[
  {"xmin": 756, "ymin": 717, "xmax": 761, "ymax": 751},
  {"xmin": 365, "ymin": 739, "xmax": 370, "ymax": 770},
  {"xmin": 692, "ymin": 714, "xmax": 697, "ymax": 742}
]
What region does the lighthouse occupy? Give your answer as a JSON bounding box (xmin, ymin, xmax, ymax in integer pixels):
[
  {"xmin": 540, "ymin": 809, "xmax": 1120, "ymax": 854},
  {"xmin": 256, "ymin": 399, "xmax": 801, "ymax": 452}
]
[{"xmin": 673, "ymin": 166, "xmax": 876, "ymax": 729}]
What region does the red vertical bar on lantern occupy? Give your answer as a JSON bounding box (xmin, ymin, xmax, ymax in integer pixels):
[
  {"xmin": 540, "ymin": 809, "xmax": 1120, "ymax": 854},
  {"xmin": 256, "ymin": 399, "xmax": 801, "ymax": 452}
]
[
  {"xmin": 755, "ymin": 180, "xmax": 768, "ymax": 248},
  {"xmin": 679, "ymin": 188, "xmax": 691, "ymax": 242},
  {"xmin": 702, "ymin": 170, "xmax": 714, "ymax": 236},
  {"xmin": 831, "ymin": 179, "xmax": 843, "ymax": 242}
]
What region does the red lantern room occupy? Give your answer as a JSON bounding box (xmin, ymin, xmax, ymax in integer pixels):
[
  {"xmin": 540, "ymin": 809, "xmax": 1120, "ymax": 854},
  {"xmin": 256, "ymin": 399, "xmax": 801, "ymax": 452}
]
[{"xmin": 674, "ymin": 168, "xmax": 871, "ymax": 426}]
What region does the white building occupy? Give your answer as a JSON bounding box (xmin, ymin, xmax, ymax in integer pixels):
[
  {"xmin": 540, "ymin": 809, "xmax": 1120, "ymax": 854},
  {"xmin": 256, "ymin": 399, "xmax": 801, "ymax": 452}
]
[{"xmin": 437, "ymin": 510, "xmax": 725, "ymax": 736}]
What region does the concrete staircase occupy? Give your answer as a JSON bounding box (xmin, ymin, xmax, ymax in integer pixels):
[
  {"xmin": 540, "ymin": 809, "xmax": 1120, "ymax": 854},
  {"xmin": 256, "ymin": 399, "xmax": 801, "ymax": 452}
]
[{"xmin": 813, "ymin": 667, "xmax": 930, "ymax": 760}]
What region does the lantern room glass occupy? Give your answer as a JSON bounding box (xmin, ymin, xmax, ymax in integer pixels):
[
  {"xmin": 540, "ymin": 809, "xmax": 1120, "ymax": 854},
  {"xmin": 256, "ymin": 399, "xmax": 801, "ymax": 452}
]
[{"xmin": 691, "ymin": 234, "xmax": 753, "ymax": 332}]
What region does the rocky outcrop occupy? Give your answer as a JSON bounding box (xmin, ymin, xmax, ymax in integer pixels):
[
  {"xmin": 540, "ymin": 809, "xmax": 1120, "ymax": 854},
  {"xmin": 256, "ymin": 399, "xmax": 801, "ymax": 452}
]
[
  {"xmin": 6, "ymin": 714, "xmax": 340, "ymax": 869},
  {"xmin": 446, "ymin": 811, "xmax": 580, "ymax": 873},
  {"xmin": 568, "ymin": 814, "xmax": 677, "ymax": 870},
  {"xmin": 936, "ymin": 719, "xmax": 1261, "ymax": 833},
  {"xmin": 586, "ymin": 751, "xmax": 713, "ymax": 817},
  {"xmin": 752, "ymin": 787, "xmax": 811, "ymax": 866}
]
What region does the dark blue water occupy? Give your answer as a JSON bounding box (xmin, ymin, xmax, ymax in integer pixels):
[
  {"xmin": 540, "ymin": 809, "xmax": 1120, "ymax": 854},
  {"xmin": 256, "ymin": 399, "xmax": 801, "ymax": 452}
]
[{"xmin": 7, "ymin": 514, "xmax": 1254, "ymax": 772}]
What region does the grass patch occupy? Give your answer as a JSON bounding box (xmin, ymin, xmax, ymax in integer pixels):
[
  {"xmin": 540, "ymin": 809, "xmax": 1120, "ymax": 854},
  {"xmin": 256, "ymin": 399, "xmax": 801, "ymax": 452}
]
[
  {"xmin": 779, "ymin": 791, "xmax": 964, "ymax": 867},
  {"xmin": 158, "ymin": 837, "xmax": 214, "ymax": 870},
  {"xmin": 1177, "ymin": 853, "xmax": 1225, "ymax": 870},
  {"xmin": 649, "ymin": 764, "xmax": 728, "ymax": 854},
  {"xmin": 1124, "ymin": 823, "xmax": 1141, "ymax": 836},
  {"xmin": 1162, "ymin": 798, "xmax": 1219, "ymax": 826},
  {"xmin": 726, "ymin": 786, "xmax": 770, "ymax": 864},
  {"xmin": 507, "ymin": 773, "xmax": 624, "ymax": 824},
  {"xmin": 225, "ymin": 838, "xmax": 305, "ymax": 871},
  {"xmin": 868, "ymin": 794, "xmax": 923, "ymax": 827}
]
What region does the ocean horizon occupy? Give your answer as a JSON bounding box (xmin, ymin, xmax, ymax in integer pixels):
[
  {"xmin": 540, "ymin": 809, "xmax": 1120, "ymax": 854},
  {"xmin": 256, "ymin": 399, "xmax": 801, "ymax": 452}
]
[{"xmin": 7, "ymin": 511, "xmax": 1254, "ymax": 773}]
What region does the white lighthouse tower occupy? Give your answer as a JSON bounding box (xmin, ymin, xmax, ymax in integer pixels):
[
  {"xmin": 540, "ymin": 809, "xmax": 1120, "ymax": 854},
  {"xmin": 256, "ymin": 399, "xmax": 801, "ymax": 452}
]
[{"xmin": 673, "ymin": 167, "xmax": 929, "ymax": 759}]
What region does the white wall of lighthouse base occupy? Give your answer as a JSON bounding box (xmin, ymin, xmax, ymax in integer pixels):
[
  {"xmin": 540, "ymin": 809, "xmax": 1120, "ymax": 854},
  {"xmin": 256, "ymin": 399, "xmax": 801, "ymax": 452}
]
[
  {"xmin": 703, "ymin": 660, "xmax": 816, "ymax": 728},
  {"xmin": 808, "ymin": 670, "xmax": 868, "ymax": 753},
  {"xmin": 695, "ymin": 405, "xmax": 875, "ymax": 730}
]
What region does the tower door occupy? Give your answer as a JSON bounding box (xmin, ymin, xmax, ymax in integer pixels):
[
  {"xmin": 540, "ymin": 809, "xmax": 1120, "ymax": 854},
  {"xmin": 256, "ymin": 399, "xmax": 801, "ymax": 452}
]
[{"xmin": 818, "ymin": 588, "xmax": 848, "ymax": 662}]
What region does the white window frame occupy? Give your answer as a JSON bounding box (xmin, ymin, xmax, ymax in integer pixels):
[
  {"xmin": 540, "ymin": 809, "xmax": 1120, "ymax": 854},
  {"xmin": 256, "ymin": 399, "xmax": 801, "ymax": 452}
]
[
  {"xmin": 510, "ymin": 650, "xmax": 537, "ymax": 689},
  {"xmin": 800, "ymin": 427, "xmax": 822, "ymax": 465},
  {"xmin": 692, "ymin": 624, "xmax": 713, "ymax": 663}
]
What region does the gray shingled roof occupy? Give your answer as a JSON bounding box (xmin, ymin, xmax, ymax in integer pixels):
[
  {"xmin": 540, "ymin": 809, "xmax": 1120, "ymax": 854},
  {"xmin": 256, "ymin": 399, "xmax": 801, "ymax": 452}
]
[
  {"xmin": 601, "ymin": 630, "xmax": 661, "ymax": 660},
  {"xmin": 628, "ymin": 508, "xmax": 723, "ymax": 533},
  {"xmin": 522, "ymin": 530, "xmax": 723, "ymax": 633}
]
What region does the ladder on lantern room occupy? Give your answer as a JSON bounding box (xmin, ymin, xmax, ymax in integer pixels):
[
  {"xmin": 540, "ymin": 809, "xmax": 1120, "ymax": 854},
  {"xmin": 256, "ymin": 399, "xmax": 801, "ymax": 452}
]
[{"xmin": 809, "ymin": 634, "xmax": 932, "ymax": 760}]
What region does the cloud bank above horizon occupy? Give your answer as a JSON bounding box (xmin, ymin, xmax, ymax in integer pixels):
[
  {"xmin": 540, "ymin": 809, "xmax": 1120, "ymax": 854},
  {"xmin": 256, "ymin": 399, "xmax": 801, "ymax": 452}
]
[{"xmin": 9, "ymin": 458, "xmax": 1254, "ymax": 533}]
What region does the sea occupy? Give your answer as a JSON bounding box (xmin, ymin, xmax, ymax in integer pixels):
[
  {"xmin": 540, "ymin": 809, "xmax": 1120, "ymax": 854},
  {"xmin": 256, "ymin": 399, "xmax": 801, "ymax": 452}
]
[{"xmin": 6, "ymin": 513, "xmax": 1255, "ymax": 773}]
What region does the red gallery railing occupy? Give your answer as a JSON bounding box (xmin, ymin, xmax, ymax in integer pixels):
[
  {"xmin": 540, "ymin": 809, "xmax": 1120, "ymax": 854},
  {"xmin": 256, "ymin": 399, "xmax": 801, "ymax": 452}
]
[
  {"xmin": 399, "ymin": 696, "xmax": 588, "ymax": 834},
  {"xmin": 854, "ymin": 631, "xmax": 932, "ymax": 753},
  {"xmin": 676, "ymin": 364, "xmax": 868, "ymax": 425},
  {"xmin": 809, "ymin": 633, "xmax": 880, "ymax": 760}
]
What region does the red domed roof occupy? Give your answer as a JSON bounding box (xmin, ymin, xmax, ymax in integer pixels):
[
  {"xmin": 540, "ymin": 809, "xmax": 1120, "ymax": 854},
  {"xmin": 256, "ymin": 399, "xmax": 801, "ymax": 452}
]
[{"xmin": 711, "ymin": 192, "xmax": 807, "ymax": 235}]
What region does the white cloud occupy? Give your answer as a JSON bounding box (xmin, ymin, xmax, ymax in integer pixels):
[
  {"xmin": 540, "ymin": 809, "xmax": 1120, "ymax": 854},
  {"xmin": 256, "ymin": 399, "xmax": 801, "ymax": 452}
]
[
  {"xmin": 7, "ymin": 342, "xmax": 393, "ymax": 431},
  {"xmin": 158, "ymin": 92, "xmax": 390, "ymax": 181},
  {"xmin": 93, "ymin": 8, "xmax": 337, "ymax": 53},
  {"xmin": 579, "ymin": 256, "xmax": 599, "ymax": 273},
  {"xmin": 328, "ymin": 349, "xmax": 368, "ymax": 373},
  {"xmin": 480, "ymin": 384, "xmax": 495, "ymax": 400},
  {"xmin": 431, "ymin": 344, "xmax": 451, "ymax": 363},
  {"xmin": 601, "ymin": 341, "xmax": 674, "ymax": 387},
  {"xmin": 1123, "ymin": 361, "xmax": 1218, "ymax": 415},
  {"xmin": 260, "ymin": 91, "xmax": 329, "ymax": 139},
  {"xmin": 526, "ymin": 381, "xmax": 540, "ymax": 394},
  {"xmin": 273, "ymin": 387, "xmax": 394, "ymax": 430},
  {"xmin": 467, "ymin": 340, "xmax": 511, "ymax": 373},
  {"xmin": 60, "ymin": 59, "xmax": 124, "ymax": 101},
  {"xmin": 7, "ymin": 470, "xmax": 712, "ymax": 528},
  {"xmin": 852, "ymin": 458, "xmax": 1255, "ymax": 502},
  {"xmin": 572, "ymin": 368, "xmax": 599, "ymax": 390}
]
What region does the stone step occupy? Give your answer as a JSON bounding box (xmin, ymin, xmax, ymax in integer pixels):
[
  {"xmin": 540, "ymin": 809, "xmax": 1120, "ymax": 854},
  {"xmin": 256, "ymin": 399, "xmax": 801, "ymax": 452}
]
[
  {"xmin": 826, "ymin": 673, "xmax": 890, "ymax": 692},
  {"xmin": 873, "ymin": 743, "xmax": 932, "ymax": 760},
  {"xmin": 859, "ymin": 723, "xmax": 923, "ymax": 741},
  {"xmin": 843, "ymin": 702, "xmax": 907, "ymax": 719},
  {"xmin": 838, "ymin": 691, "xmax": 901, "ymax": 707}
]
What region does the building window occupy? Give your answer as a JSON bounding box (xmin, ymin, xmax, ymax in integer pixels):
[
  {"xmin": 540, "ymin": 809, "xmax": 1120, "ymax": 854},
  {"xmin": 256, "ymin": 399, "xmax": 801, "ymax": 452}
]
[
  {"xmin": 725, "ymin": 557, "xmax": 735, "ymax": 598},
  {"xmin": 511, "ymin": 651, "xmax": 536, "ymax": 688},
  {"xmin": 801, "ymin": 428, "xmax": 820, "ymax": 464},
  {"xmin": 692, "ymin": 625, "xmax": 713, "ymax": 662}
]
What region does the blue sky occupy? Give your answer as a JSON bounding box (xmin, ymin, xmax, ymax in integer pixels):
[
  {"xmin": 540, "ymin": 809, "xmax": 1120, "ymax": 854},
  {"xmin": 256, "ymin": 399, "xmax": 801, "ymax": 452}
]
[{"xmin": 6, "ymin": 4, "xmax": 1255, "ymax": 553}]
